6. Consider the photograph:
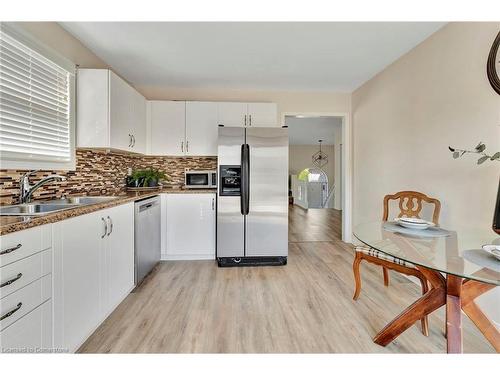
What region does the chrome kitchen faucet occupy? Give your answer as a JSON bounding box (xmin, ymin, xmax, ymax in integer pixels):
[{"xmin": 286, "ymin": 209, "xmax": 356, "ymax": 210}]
[{"xmin": 19, "ymin": 170, "xmax": 66, "ymax": 204}]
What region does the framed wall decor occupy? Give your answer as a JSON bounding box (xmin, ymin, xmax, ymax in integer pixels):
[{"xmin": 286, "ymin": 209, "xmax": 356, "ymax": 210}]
[{"xmin": 487, "ymin": 31, "xmax": 500, "ymax": 95}]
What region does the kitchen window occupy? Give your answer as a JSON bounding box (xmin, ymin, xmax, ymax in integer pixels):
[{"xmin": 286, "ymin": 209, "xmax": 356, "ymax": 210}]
[{"xmin": 0, "ymin": 25, "xmax": 76, "ymax": 170}]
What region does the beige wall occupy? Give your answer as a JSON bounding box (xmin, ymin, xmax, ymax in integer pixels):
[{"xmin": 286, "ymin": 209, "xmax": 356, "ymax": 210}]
[
  {"xmin": 352, "ymin": 22, "xmax": 500, "ymax": 324},
  {"xmin": 10, "ymin": 22, "xmax": 107, "ymax": 68},
  {"xmin": 352, "ymin": 22, "xmax": 500, "ymax": 231},
  {"xmin": 289, "ymin": 144, "xmax": 335, "ymax": 184}
]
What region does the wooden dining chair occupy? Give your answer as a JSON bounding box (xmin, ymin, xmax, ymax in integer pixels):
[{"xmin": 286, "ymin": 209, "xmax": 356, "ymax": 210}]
[{"xmin": 352, "ymin": 191, "xmax": 441, "ymax": 336}]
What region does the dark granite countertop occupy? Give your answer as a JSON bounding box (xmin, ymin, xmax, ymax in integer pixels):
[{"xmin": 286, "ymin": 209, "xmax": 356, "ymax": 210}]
[{"xmin": 0, "ymin": 187, "xmax": 216, "ymax": 236}]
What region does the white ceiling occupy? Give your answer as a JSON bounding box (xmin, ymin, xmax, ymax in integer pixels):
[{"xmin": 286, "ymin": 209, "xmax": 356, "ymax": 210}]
[
  {"xmin": 60, "ymin": 22, "xmax": 444, "ymax": 92},
  {"xmin": 286, "ymin": 116, "xmax": 342, "ymax": 145}
]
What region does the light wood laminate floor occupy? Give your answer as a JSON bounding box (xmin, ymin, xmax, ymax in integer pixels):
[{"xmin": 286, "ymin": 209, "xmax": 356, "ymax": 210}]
[{"xmin": 79, "ymin": 206, "xmax": 493, "ymax": 353}]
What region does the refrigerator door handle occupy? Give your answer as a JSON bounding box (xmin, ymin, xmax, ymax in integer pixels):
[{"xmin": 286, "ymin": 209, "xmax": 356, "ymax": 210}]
[{"xmin": 240, "ymin": 143, "xmax": 250, "ymax": 215}]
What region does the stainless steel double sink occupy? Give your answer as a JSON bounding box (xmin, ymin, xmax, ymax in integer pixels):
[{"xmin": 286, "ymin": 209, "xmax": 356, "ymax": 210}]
[{"xmin": 0, "ymin": 196, "xmax": 121, "ymax": 216}]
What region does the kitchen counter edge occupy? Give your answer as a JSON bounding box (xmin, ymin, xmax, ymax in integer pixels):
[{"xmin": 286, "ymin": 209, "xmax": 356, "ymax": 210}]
[{"xmin": 0, "ymin": 188, "xmax": 217, "ymax": 236}]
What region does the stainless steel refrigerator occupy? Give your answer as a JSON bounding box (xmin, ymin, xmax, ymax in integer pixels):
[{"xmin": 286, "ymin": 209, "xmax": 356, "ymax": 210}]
[{"xmin": 217, "ymin": 126, "xmax": 288, "ymax": 266}]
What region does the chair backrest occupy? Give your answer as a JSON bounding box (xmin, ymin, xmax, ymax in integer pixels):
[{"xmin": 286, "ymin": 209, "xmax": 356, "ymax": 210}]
[{"xmin": 382, "ymin": 191, "xmax": 441, "ymax": 225}]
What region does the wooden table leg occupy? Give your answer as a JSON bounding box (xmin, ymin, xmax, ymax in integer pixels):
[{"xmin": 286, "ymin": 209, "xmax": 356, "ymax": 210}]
[
  {"xmin": 372, "ymin": 265, "xmax": 499, "ymax": 353},
  {"xmin": 373, "ymin": 267, "xmax": 446, "ymax": 346},
  {"xmin": 461, "ymin": 280, "xmax": 500, "ymax": 352},
  {"xmin": 446, "ymin": 275, "xmax": 463, "ymax": 353}
]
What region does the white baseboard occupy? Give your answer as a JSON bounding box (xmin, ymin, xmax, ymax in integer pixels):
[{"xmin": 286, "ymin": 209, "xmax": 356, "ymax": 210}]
[{"xmin": 161, "ymin": 254, "xmax": 215, "ymax": 261}]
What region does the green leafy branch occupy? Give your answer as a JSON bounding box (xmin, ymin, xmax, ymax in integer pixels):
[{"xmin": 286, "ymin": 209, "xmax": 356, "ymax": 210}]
[
  {"xmin": 448, "ymin": 142, "xmax": 500, "ymax": 165},
  {"xmin": 131, "ymin": 168, "xmax": 170, "ymax": 186}
]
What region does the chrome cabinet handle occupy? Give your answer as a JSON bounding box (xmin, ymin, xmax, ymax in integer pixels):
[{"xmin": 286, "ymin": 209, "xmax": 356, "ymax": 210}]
[
  {"xmin": 244, "ymin": 114, "xmax": 247, "ymax": 127},
  {"xmin": 186, "ymin": 140, "xmax": 189, "ymax": 153},
  {"xmin": 0, "ymin": 244, "xmax": 22, "ymax": 256},
  {"xmin": 1, "ymin": 302, "xmax": 22, "ymax": 321},
  {"xmin": 107, "ymin": 216, "xmax": 113, "ymax": 236},
  {"xmin": 128, "ymin": 134, "xmax": 132, "ymax": 147},
  {"xmin": 249, "ymin": 114, "xmax": 252, "ymax": 126},
  {"xmin": 132, "ymin": 135, "xmax": 136, "ymax": 147},
  {"xmin": 0, "ymin": 273, "xmax": 23, "ymax": 289},
  {"xmin": 181, "ymin": 141, "xmax": 184, "ymax": 152},
  {"xmin": 101, "ymin": 217, "xmax": 107, "ymax": 239},
  {"xmin": 211, "ymin": 198, "xmax": 215, "ymax": 210}
]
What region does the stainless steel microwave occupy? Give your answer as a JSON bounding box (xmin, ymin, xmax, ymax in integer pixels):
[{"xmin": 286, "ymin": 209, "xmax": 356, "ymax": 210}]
[{"xmin": 184, "ymin": 170, "xmax": 217, "ymax": 189}]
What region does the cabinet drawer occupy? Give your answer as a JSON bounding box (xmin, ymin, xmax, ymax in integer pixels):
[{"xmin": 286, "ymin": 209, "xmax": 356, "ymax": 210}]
[
  {"xmin": 0, "ymin": 274, "xmax": 51, "ymax": 331},
  {"xmin": 0, "ymin": 299, "xmax": 52, "ymax": 352},
  {"xmin": 0, "ymin": 249, "xmax": 52, "ymax": 299},
  {"xmin": 0, "ymin": 225, "xmax": 52, "ymax": 267}
]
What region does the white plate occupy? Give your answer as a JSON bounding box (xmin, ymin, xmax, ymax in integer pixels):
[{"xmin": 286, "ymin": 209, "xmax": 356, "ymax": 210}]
[
  {"xmin": 482, "ymin": 245, "xmax": 500, "ymax": 261},
  {"xmin": 394, "ymin": 217, "xmax": 435, "ymax": 230},
  {"xmin": 398, "ymin": 217, "xmax": 429, "ymax": 224}
]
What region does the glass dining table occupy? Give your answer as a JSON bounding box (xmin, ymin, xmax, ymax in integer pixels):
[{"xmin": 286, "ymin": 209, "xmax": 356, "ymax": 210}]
[{"xmin": 353, "ymin": 221, "xmax": 500, "ymax": 353}]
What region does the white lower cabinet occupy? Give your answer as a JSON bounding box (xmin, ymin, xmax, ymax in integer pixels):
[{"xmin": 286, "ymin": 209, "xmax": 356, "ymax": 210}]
[
  {"xmin": 165, "ymin": 193, "xmax": 216, "ymax": 260},
  {"xmin": 104, "ymin": 203, "xmax": 135, "ymax": 315},
  {"xmin": 53, "ymin": 210, "xmax": 104, "ymax": 353},
  {"xmin": 0, "ymin": 299, "xmax": 52, "ymax": 352},
  {"xmin": 0, "ymin": 224, "xmax": 53, "ymax": 352},
  {"xmin": 53, "ymin": 203, "xmax": 134, "ymax": 352}
]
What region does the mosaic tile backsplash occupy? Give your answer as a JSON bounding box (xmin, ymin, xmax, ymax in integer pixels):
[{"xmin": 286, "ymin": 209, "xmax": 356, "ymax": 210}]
[{"xmin": 0, "ymin": 149, "xmax": 217, "ymax": 205}]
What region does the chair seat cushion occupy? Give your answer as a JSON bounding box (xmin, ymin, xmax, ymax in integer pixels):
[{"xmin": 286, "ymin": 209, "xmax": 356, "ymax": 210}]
[{"xmin": 355, "ymin": 246, "xmax": 415, "ymax": 268}]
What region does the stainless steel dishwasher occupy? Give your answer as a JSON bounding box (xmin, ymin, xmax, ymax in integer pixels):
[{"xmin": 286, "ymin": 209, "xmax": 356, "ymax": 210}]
[{"xmin": 134, "ymin": 196, "xmax": 161, "ymax": 285}]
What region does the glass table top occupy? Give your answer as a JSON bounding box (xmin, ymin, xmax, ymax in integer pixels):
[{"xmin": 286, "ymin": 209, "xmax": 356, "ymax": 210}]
[{"xmin": 353, "ymin": 221, "xmax": 500, "ymax": 286}]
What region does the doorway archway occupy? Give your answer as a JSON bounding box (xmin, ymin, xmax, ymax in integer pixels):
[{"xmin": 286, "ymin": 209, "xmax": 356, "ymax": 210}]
[{"xmin": 284, "ymin": 112, "xmax": 352, "ymax": 243}]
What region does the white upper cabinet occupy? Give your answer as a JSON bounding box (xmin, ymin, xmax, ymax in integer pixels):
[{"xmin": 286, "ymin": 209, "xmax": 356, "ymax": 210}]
[
  {"xmin": 149, "ymin": 101, "xmax": 186, "ymax": 156},
  {"xmin": 109, "ymin": 71, "xmax": 134, "ymax": 150},
  {"xmin": 247, "ymin": 103, "xmax": 278, "ymax": 127},
  {"xmin": 147, "ymin": 100, "xmax": 278, "ymax": 155},
  {"xmin": 217, "ymin": 102, "xmax": 278, "ymax": 127},
  {"xmin": 149, "ymin": 101, "xmax": 218, "ymax": 156},
  {"xmin": 217, "ymin": 102, "xmax": 248, "ymax": 127},
  {"xmin": 77, "ymin": 69, "xmax": 146, "ymax": 153},
  {"xmin": 131, "ymin": 90, "xmax": 147, "ymax": 153},
  {"xmin": 185, "ymin": 102, "xmax": 218, "ymax": 156},
  {"xmin": 76, "ymin": 69, "xmax": 109, "ymax": 148}
]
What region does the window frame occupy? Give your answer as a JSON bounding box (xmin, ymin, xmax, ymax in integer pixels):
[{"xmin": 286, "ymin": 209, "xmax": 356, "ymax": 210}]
[{"xmin": 0, "ymin": 23, "xmax": 76, "ymax": 171}]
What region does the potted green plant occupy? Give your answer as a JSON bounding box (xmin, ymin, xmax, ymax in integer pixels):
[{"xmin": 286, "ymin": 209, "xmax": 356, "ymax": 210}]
[{"xmin": 129, "ymin": 168, "xmax": 169, "ymax": 188}]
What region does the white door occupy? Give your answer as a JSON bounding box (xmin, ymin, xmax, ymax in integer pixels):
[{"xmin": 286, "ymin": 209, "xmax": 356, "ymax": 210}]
[
  {"xmin": 109, "ymin": 71, "xmax": 134, "ymax": 151},
  {"xmin": 185, "ymin": 101, "xmax": 218, "ymax": 156},
  {"xmin": 247, "ymin": 103, "xmax": 278, "ymax": 127},
  {"xmin": 131, "ymin": 91, "xmax": 146, "ymax": 153},
  {"xmin": 217, "ymin": 102, "xmax": 247, "ymax": 127},
  {"xmin": 150, "ymin": 101, "xmax": 186, "ymax": 156},
  {"xmin": 53, "ymin": 211, "xmax": 104, "ymax": 352},
  {"xmin": 104, "ymin": 203, "xmax": 134, "ymax": 314},
  {"xmin": 166, "ymin": 194, "xmax": 216, "ymax": 259}
]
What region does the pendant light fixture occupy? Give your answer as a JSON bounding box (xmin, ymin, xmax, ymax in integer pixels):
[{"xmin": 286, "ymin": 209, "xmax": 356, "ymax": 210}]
[{"xmin": 312, "ymin": 140, "xmax": 328, "ymax": 168}]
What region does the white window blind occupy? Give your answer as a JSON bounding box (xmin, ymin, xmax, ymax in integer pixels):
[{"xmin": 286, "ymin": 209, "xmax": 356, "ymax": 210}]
[{"xmin": 0, "ymin": 29, "xmax": 73, "ymax": 163}]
